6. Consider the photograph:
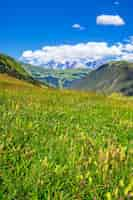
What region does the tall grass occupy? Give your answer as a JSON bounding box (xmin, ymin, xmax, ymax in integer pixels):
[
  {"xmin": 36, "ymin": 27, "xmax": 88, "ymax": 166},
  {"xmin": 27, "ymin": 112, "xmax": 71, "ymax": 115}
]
[{"xmin": 0, "ymin": 83, "xmax": 133, "ymax": 200}]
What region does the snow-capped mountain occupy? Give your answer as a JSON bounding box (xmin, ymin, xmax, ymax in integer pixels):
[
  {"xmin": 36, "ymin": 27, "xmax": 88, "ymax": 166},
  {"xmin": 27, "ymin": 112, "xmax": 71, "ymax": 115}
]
[{"xmin": 29, "ymin": 59, "xmax": 108, "ymax": 69}]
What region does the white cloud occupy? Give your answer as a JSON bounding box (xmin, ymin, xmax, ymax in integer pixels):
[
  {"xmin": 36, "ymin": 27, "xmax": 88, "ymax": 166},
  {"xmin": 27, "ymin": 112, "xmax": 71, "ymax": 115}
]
[
  {"xmin": 124, "ymin": 44, "xmax": 133, "ymax": 52},
  {"xmin": 22, "ymin": 50, "xmax": 33, "ymax": 58},
  {"xmin": 22, "ymin": 42, "xmax": 121, "ymax": 64},
  {"xmin": 121, "ymin": 54, "xmax": 133, "ymax": 61},
  {"xmin": 72, "ymin": 24, "xmax": 85, "ymax": 30},
  {"xmin": 96, "ymin": 15, "xmax": 125, "ymax": 26},
  {"xmin": 21, "ymin": 40, "xmax": 133, "ymax": 68}
]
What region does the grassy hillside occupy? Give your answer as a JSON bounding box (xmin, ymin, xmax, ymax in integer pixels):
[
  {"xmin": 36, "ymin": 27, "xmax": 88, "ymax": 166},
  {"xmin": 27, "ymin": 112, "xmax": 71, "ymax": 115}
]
[
  {"xmin": 0, "ymin": 77, "xmax": 133, "ymax": 199},
  {"xmin": 0, "ymin": 74, "xmax": 47, "ymax": 90},
  {"xmin": 0, "ymin": 54, "xmax": 42, "ymax": 85},
  {"xmin": 72, "ymin": 61, "xmax": 133, "ymax": 96},
  {"xmin": 23, "ymin": 64, "xmax": 91, "ymax": 88}
]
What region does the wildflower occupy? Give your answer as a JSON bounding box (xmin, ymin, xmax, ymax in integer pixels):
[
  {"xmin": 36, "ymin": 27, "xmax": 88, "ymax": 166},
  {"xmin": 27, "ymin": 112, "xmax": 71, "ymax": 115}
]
[
  {"xmin": 114, "ymin": 187, "xmax": 119, "ymax": 198},
  {"xmin": 85, "ymin": 171, "xmax": 90, "ymax": 178},
  {"xmin": 119, "ymin": 179, "xmax": 124, "ymax": 187},
  {"xmin": 41, "ymin": 157, "xmax": 48, "ymax": 168},
  {"xmin": 54, "ymin": 165, "xmax": 62, "ymax": 174},
  {"xmin": 76, "ymin": 174, "xmax": 84, "ymax": 181},
  {"xmin": 124, "ymin": 184, "xmax": 132, "ymax": 196},
  {"xmin": 94, "ymin": 161, "xmax": 97, "ymax": 166},
  {"xmin": 37, "ymin": 179, "xmax": 44, "ymax": 186},
  {"xmin": 15, "ymin": 104, "xmax": 20, "ymax": 111},
  {"xmin": 124, "ymin": 177, "xmax": 133, "ymax": 196},
  {"xmin": 88, "ymin": 157, "xmax": 92, "ymax": 164},
  {"xmin": 130, "ymin": 177, "xmax": 133, "ymax": 186},
  {"xmin": 88, "ymin": 177, "xmax": 92, "ymax": 185},
  {"xmin": 105, "ymin": 192, "xmax": 112, "ymax": 200}
]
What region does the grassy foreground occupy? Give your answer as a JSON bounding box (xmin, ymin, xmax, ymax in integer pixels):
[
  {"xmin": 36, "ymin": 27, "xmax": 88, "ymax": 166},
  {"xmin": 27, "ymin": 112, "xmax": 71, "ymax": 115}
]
[{"xmin": 0, "ymin": 77, "xmax": 133, "ymax": 200}]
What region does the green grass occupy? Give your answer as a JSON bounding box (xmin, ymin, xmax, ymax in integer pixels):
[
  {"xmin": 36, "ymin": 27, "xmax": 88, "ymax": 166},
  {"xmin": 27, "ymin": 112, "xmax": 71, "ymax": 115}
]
[{"xmin": 0, "ymin": 78, "xmax": 133, "ymax": 200}]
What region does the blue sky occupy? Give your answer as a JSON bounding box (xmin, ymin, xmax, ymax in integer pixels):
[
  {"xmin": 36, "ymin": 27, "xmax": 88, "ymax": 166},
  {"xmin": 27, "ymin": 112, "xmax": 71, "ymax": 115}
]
[{"xmin": 1, "ymin": 0, "xmax": 133, "ymax": 62}]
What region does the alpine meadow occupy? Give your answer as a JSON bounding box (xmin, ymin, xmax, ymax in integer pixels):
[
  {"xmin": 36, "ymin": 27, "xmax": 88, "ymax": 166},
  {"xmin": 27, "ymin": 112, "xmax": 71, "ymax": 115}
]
[{"xmin": 0, "ymin": 59, "xmax": 133, "ymax": 199}]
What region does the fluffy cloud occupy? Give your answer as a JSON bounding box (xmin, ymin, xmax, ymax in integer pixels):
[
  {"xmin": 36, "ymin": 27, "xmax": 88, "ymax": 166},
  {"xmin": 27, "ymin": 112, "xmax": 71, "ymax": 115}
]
[
  {"xmin": 121, "ymin": 54, "xmax": 133, "ymax": 61},
  {"xmin": 21, "ymin": 41, "xmax": 133, "ymax": 68},
  {"xmin": 96, "ymin": 15, "xmax": 125, "ymax": 26},
  {"xmin": 72, "ymin": 24, "xmax": 85, "ymax": 30}
]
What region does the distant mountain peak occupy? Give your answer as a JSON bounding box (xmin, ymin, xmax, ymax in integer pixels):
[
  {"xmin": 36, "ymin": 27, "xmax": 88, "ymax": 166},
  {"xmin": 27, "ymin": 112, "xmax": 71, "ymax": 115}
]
[{"xmin": 23, "ymin": 58, "xmax": 108, "ymax": 70}]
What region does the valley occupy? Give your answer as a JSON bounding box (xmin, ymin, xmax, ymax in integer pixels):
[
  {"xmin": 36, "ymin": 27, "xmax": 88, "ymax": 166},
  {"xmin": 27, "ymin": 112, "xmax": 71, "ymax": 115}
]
[{"xmin": 23, "ymin": 64, "xmax": 91, "ymax": 88}]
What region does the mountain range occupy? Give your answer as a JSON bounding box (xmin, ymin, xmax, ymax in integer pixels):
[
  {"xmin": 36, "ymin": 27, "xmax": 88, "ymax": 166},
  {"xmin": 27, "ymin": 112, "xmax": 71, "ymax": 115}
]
[
  {"xmin": 0, "ymin": 53, "xmax": 133, "ymax": 96},
  {"xmin": 23, "ymin": 58, "xmax": 109, "ymax": 70},
  {"xmin": 71, "ymin": 61, "xmax": 133, "ymax": 96}
]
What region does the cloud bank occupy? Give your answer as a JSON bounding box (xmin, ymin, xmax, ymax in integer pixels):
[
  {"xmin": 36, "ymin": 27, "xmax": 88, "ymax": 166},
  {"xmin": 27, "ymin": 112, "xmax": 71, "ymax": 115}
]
[
  {"xmin": 21, "ymin": 40, "xmax": 133, "ymax": 68},
  {"xmin": 96, "ymin": 15, "xmax": 125, "ymax": 26}
]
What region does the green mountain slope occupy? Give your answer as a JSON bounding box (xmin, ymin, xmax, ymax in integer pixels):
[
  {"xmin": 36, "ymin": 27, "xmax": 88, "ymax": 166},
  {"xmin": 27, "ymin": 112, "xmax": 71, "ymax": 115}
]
[
  {"xmin": 23, "ymin": 63, "xmax": 91, "ymax": 88},
  {"xmin": 71, "ymin": 61, "xmax": 133, "ymax": 96},
  {"xmin": 0, "ymin": 54, "xmax": 41, "ymax": 85}
]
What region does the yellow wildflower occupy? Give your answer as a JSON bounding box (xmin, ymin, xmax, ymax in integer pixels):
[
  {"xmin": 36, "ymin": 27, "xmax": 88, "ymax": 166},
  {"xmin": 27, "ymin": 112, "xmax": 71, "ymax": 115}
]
[
  {"xmin": 41, "ymin": 157, "xmax": 48, "ymax": 168},
  {"xmin": 114, "ymin": 187, "xmax": 119, "ymax": 198},
  {"xmin": 105, "ymin": 192, "xmax": 112, "ymax": 200},
  {"xmin": 76, "ymin": 174, "xmax": 83, "ymax": 181},
  {"xmin": 124, "ymin": 184, "xmax": 132, "ymax": 196},
  {"xmin": 88, "ymin": 177, "xmax": 92, "ymax": 185},
  {"xmin": 119, "ymin": 179, "xmax": 124, "ymax": 187}
]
